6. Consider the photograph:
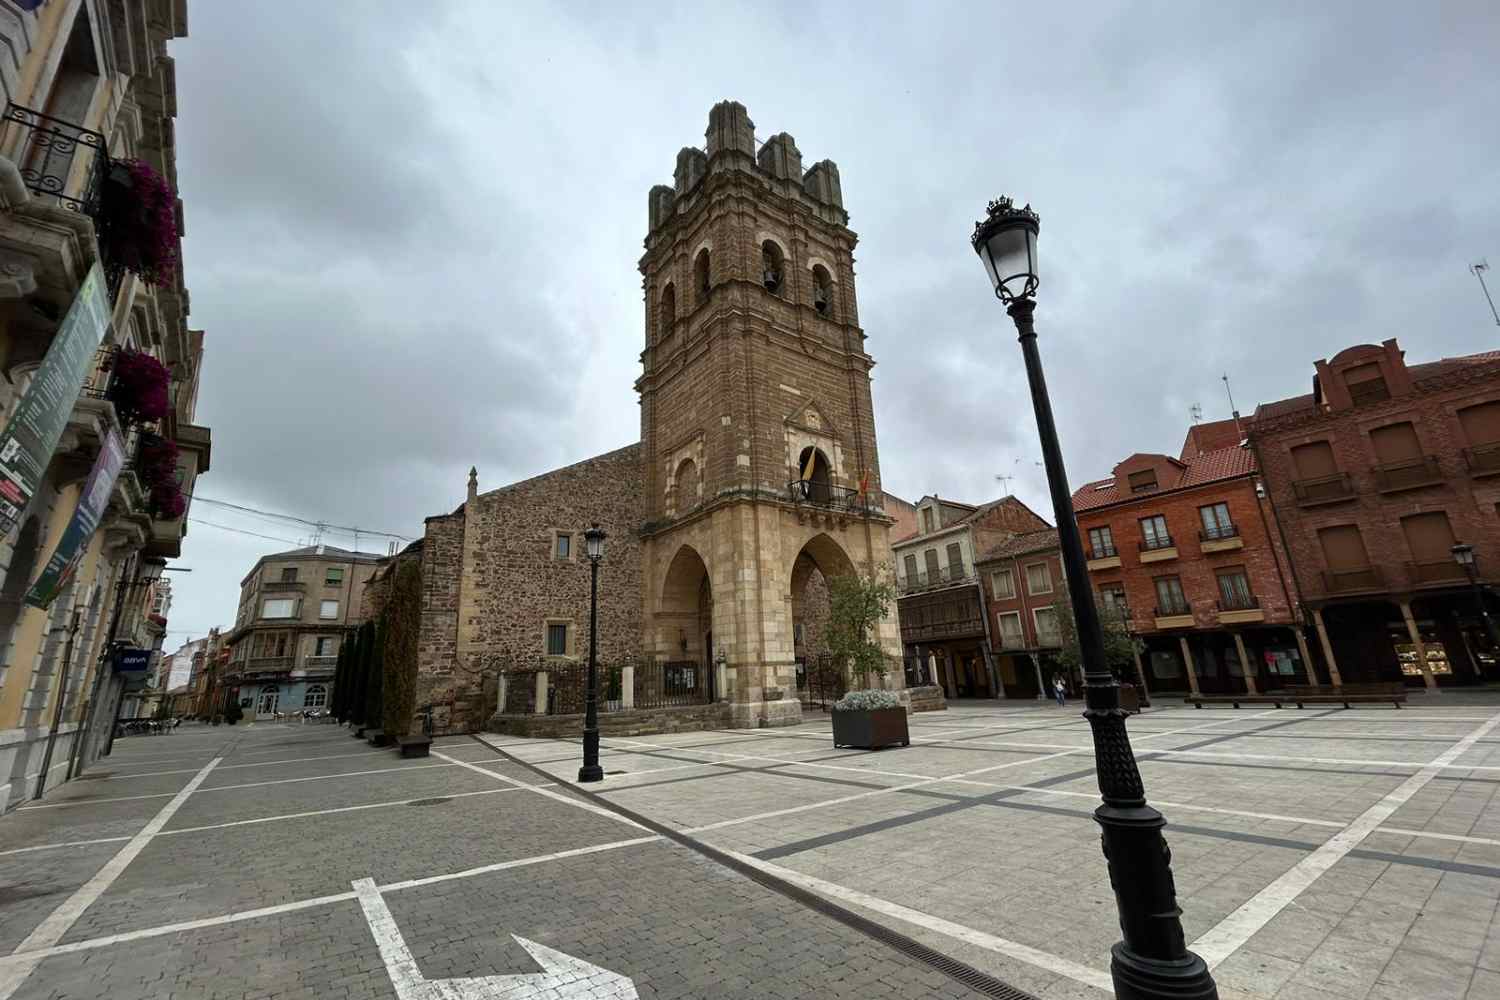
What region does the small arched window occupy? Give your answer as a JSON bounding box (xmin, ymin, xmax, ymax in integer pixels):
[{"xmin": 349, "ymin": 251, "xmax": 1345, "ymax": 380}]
[
  {"xmin": 795, "ymin": 446, "xmax": 832, "ymax": 504},
  {"xmin": 672, "ymin": 457, "xmax": 699, "ymax": 514},
  {"xmin": 694, "ymin": 249, "xmax": 711, "ymax": 305},
  {"xmin": 811, "ymin": 265, "xmax": 833, "ymax": 316},
  {"xmin": 304, "ymin": 684, "xmax": 328, "ymax": 708},
  {"xmin": 659, "ymin": 283, "xmax": 676, "ymax": 342},
  {"xmin": 761, "ymin": 241, "xmax": 785, "ymax": 294}
]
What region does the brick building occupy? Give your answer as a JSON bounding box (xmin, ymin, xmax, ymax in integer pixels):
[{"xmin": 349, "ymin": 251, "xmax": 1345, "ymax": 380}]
[
  {"xmin": 892, "ymin": 494, "xmax": 1049, "ymax": 699},
  {"xmin": 224, "ymin": 546, "xmax": 383, "ymax": 719},
  {"xmin": 1249, "ymin": 340, "xmax": 1500, "ymax": 687},
  {"xmin": 416, "ymin": 102, "xmax": 905, "ymax": 734},
  {"xmin": 976, "ymin": 528, "xmax": 1062, "ymax": 700},
  {"xmin": 1071, "ymin": 419, "xmax": 1306, "ymax": 697}
]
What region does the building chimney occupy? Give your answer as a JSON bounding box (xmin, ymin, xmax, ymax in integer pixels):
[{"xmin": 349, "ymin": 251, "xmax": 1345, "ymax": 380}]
[{"xmin": 467, "ymin": 466, "xmax": 478, "ymax": 504}]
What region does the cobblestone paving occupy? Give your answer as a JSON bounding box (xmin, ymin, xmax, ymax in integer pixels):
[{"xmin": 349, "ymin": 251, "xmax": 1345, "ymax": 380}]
[{"xmin": 0, "ymin": 722, "xmax": 998, "ymax": 999}]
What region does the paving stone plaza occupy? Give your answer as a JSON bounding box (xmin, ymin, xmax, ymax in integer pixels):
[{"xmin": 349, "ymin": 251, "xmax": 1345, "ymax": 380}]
[{"xmin": 2, "ymin": 699, "xmax": 1499, "ymax": 999}]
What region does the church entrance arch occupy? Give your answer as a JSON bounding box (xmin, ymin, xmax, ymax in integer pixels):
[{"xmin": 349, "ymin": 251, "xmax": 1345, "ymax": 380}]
[
  {"xmin": 660, "ymin": 544, "xmax": 714, "ymax": 700},
  {"xmin": 790, "ymin": 533, "xmax": 860, "ymax": 703}
]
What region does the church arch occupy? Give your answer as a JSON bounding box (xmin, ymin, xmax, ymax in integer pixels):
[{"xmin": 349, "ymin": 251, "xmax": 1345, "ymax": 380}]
[
  {"xmin": 659, "ymin": 544, "xmax": 713, "ymax": 672},
  {"xmin": 694, "ymin": 248, "xmax": 711, "ymax": 305}
]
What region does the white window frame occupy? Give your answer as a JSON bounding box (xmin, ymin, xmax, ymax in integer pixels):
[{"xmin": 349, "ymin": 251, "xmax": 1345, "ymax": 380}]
[
  {"xmin": 313, "ymin": 636, "xmax": 335, "ymax": 656},
  {"xmin": 319, "ymin": 599, "xmax": 339, "ymax": 620},
  {"xmin": 261, "ymin": 598, "xmax": 296, "ymax": 619},
  {"xmin": 1025, "ymin": 561, "xmax": 1053, "ymax": 595},
  {"xmin": 1033, "ymin": 605, "xmax": 1060, "ymax": 644},
  {"xmin": 991, "ymin": 569, "xmax": 1015, "ymax": 599},
  {"xmin": 304, "ymin": 684, "xmax": 328, "ymax": 708},
  {"xmin": 996, "ymin": 611, "xmax": 1024, "ymax": 646}
]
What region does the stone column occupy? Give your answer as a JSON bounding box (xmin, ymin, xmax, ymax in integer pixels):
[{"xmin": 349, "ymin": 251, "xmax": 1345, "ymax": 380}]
[
  {"xmin": 495, "ymin": 673, "xmax": 508, "ymax": 715},
  {"xmin": 1131, "ymin": 645, "xmax": 1147, "ymax": 695},
  {"xmin": 1233, "ymin": 632, "xmax": 1257, "ymax": 695},
  {"xmin": 943, "ymin": 656, "xmax": 957, "ymax": 698},
  {"xmin": 1312, "ymin": 608, "xmax": 1343, "ymax": 687},
  {"xmin": 1294, "ymin": 629, "xmax": 1318, "ymax": 687},
  {"xmin": 533, "ymin": 671, "xmax": 548, "ymax": 715},
  {"xmin": 1178, "ymin": 636, "xmax": 1202, "ymax": 696},
  {"xmin": 621, "ymin": 664, "xmax": 636, "ymax": 709},
  {"xmin": 1400, "ymin": 601, "xmax": 1438, "ymax": 691},
  {"xmin": 928, "ymin": 651, "xmax": 939, "ymax": 687}
]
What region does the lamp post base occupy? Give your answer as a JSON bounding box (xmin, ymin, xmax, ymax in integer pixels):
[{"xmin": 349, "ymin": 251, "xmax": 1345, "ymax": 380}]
[
  {"xmin": 577, "ymin": 765, "xmax": 604, "ymax": 783},
  {"xmin": 1112, "ymin": 945, "xmax": 1218, "ymax": 1000},
  {"xmin": 578, "ymin": 728, "xmax": 603, "ymax": 783}
]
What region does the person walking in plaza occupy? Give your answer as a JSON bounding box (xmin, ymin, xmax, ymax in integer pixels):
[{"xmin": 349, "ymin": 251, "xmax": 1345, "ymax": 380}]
[{"xmin": 1053, "ymin": 673, "xmax": 1066, "ymax": 707}]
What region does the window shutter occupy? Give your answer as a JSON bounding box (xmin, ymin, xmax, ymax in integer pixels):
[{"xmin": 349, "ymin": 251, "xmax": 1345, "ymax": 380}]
[
  {"xmin": 945, "ymin": 542, "xmax": 964, "ymax": 576},
  {"xmin": 1458, "ymin": 401, "xmax": 1500, "ymax": 446},
  {"xmin": 1399, "ymin": 512, "xmax": 1456, "ymax": 562},
  {"xmin": 1317, "ymin": 525, "xmax": 1370, "ymax": 569},
  {"xmin": 1290, "ymin": 441, "xmax": 1337, "ymax": 478},
  {"xmin": 1369, "ymin": 422, "xmax": 1421, "ymax": 464},
  {"xmin": 903, "ymin": 554, "xmax": 918, "ymax": 581},
  {"xmin": 924, "ymin": 549, "xmax": 941, "ymax": 577}
]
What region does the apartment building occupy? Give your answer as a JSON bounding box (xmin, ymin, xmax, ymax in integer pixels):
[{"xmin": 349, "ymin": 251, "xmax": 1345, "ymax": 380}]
[{"xmin": 975, "ymin": 528, "xmax": 1062, "ymax": 699}]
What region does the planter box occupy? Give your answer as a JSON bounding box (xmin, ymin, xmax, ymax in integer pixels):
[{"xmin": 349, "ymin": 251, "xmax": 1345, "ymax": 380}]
[
  {"xmin": 832, "ymin": 707, "xmax": 909, "ymax": 750},
  {"xmin": 365, "ymin": 729, "xmax": 391, "ymax": 748},
  {"xmin": 397, "ymin": 735, "xmax": 432, "ymax": 759}
]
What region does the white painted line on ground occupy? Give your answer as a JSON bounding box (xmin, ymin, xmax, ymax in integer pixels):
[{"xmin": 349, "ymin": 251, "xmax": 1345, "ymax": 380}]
[
  {"xmin": 0, "ymin": 755, "xmax": 223, "ymax": 999},
  {"xmin": 1189, "ymin": 708, "xmax": 1500, "ymax": 969},
  {"xmin": 1376, "ymin": 826, "xmax": 1500, "ymax": 848},
  {"xmin": 90, "ymin": 748, "xmax": 394, "ymax": 779},
  {"xmin": 0, "ymin": 834, "xmax": 132, "ymax": 857},
  {"xmin": 724, "ymin": 850, "xmax": 1114, "ymax": 993},
  {"xmin": 432, "ymin": 749, "xmax": 650, "ymax": 831},
  {"xmin": 17, "ymin": 790, "xmax": 176, "ymax": 810},
  {"xmin": 381, "ymin": 834, "xmax": 663, "ymax": 892}
]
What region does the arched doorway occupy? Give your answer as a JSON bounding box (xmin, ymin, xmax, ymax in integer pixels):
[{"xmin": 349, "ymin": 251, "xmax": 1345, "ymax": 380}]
[
  {"xmin": 660, "ymin": 545, "xmax": 714, "ymax": 700},
  {"xmin": 794, "ymin": 446, "xmax": 832, "ymax": 504},
  {"xmin": 256, "ymin": 684, "xmax": 280, "ymax": 718},
  {"xmin": 790, "ymin": 533, "xmax": 861, "ymax": 703}
]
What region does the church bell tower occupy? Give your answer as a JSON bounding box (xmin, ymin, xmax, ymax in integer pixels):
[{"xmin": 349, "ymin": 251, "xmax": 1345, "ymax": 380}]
[{"xmin": 636, "ymin": 100, "xmax": 901, "ymax": 726}]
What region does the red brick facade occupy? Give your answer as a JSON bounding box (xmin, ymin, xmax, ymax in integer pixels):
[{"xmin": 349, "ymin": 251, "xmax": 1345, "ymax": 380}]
[
  {"xmin": 1249, "ymin": 340, "xmax": 1500, "ymax": 687},
  {"xmin": 975, "ymin": 530, "xmax": 1063, "ymax": 699}
]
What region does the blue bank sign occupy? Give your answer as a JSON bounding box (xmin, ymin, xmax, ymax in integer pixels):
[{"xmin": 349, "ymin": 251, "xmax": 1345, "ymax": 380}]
[{"xmin": 112, "ymin": 647, "xmax": 151, "ymax": 673}]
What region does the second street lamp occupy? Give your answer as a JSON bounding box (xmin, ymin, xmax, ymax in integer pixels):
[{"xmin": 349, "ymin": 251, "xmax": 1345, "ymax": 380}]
[
  {"xmin": 1452, "ymin": 543, "xmax": 1500, "ymax": 657},
  {"xmin": 971, "ymin": 197, "xmax": 1217, "ymax": 1000},
  {"xmin": 578, "ymin": 524, "xmax": 607, "ymax": 783}
]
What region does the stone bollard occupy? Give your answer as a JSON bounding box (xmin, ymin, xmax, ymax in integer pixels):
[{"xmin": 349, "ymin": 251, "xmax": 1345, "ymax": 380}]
[
  {"xmin": 496, "ymin": 673, "xmax": 508, "ymax": 715},
  {"xmin": 621, "ymin": 664, "xmax": 635, "ymax": 709},
  {"xmin": 534, "ymin": 671, "xmax": 548, "ymax": 716}
]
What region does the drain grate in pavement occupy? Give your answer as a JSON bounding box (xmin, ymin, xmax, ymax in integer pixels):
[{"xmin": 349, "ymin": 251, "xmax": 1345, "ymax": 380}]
[
  {"xmin": 606, "ymin": 770, "xmax": 627, "ymax": 775},
  {"xmin": 405, "ymin": 797, "xmax": 452, "ymax": 807}
]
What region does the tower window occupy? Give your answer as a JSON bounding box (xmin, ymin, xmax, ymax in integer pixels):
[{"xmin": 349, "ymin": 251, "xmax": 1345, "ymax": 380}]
[
  {"xmin": 694, "ymin": 249, "xmax": 711, "ymax": 305},
  {"xmin": 811, "ymin": 264, "xmax": 832, "ymax": 315},
  {"xmin": 659, "ymin": 283, "xmax": 676, "ymax": 342},
  {"xmin": 761, "ymin": 240, "xmax": 784, "ymax": 294}
]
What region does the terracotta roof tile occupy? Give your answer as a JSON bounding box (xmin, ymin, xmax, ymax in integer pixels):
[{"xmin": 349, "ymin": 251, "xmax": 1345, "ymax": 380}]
[
  {"xmin": 1071, "ymin": 445, "xmax": 1255, "ymax": 513},
  {"xmin": 976, "ymin": 528, "xmax": 1060, "ymax": 563}
]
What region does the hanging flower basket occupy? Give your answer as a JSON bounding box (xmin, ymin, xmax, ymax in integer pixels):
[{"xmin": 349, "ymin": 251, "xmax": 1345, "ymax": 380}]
[
  {"xmin": 98, "ymin": 159, "xmax": 180, "ymax": 287},
  {"xmin": 104, "ymin": 349, "xmax": 171, "ymax": 425},
  {"xmin": 137, "ymin": 433, "xmax": 185, "ymax": 520}
]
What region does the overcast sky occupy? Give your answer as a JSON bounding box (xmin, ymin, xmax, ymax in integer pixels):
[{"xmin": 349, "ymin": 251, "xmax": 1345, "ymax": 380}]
[{"xmin": 158, "ymin": 1, "xmax": 1500, "ymax": 649}]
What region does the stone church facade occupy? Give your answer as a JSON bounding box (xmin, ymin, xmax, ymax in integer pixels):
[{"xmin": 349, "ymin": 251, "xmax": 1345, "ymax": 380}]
[{"xmin": 415, "ymin": 101, "xmax": 903, "ymax": 734}]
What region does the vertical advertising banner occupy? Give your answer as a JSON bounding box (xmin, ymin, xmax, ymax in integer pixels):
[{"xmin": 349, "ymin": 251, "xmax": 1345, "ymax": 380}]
[
  {"xmin": 24, "ymin": 426, "xmax": 126, "ymax": 609},
  {"xmin": 0, "ymin": 262, "xmax": 111, "ymax": 536}
]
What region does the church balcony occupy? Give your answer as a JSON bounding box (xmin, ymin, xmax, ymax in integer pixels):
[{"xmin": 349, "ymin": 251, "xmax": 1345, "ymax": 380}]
[{"xmin": 787, "ymin": 480, "xmax": 866, "ymax": 513}]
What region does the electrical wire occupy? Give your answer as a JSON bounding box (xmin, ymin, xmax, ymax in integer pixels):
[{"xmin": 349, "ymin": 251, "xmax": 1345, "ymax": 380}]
[
  {"xmin": 182, "ymin": 492, "xmax": 412, "ymax": 541},
  {"xmin": 186, "ymin": 517, "xmax": 303, "ymax": 546}
]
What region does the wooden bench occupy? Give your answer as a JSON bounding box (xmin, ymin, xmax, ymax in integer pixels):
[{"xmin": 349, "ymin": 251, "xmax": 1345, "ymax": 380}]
[
  {"xmin": 1186, "ymin": 683, "xmax": 1407, "ymax": 710},
  {"xmin": 397, "ymin": 735, "xmax": 432, "ymax": 758}
]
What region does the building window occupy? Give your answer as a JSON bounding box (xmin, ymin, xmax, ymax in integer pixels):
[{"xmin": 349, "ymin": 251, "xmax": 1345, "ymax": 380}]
[
  {"xmin": 314, "ymin": 636, "xmax": 336, "ymax": 656},
  {"xmin": 280, "ymin": 567, "xmax": 298, "ymax": 583},
  {"xmin": 1088, "ymin": 526, "xmax": 1115, "ymax": 558},
  {"xmin": 325, "ymin": 567, "xmax": 344, "ymax": 587},
  {"xmin": 1317, "ymin": 524, "xmax": 1373, "ymax": 591},
  {"xmin": 1290, "ymin": 440, "xmax": 1339, "ymax": 478},
  {"xmin": 546, "ymin": 622, "xmax": 570, "ymax": 657},
  {"xmin": 924, "ymin": 548, "xmax": 941, "ymax": 579},
  {"xmin": 1458, "ymin": 401, "xmax": 1500, "ymax": 448},
  {"xmin": 903, "ymin": 553, "xmax": 919, "ymax": 583},
  {"xmin": 1024, "ymin": 561, "xmax": 1053, "ymax": 595},
  {"xmin": 1369, "ymin": 421, "xmax": 1422, "ymax": 466},
  {"xmin": 921, "ymin": 507, "xmax": 935, "ymax": 533},
  {"xmin": 261, "ymin": 598, "xmax": 296, "ymax": 619},
  {"xmin": 945, "ymin": 542, "xmax": 965, "ymax": 580},
  {"xmin": 659, "ymin": 283, "xmax": 676, "ymax": 342},
  {"xmin": 997, "ymin": 611, "xmax": 1024, "ymax": 647},
  {"xmin": 1344, "ymin": 361, "xmax": 1389, "ymax": 405},
  {"xmin": 555, "ymin": 532, "xmax": 571, "ymax": 560},
  {"xmin": 319, "ymin": 600, "xmax": 339, "ymax": 620},
  {"xmin": 761, "ymin": 240, "xmax": 784, "ymax": 293},
  {"xmin": 1400, "ymin": 511, "xmax": 1457, "ymax": 574},
  {"xmin": 1216, "ymin": 570, "xmax": 1253, "ymax": 610},
  {"xmin": 304, "ymin": 684, "xmax": 328, "ymax": 708},
  {"xmin": 1154, "ymin": 576, "xmax": 1188, "ymax": 615},
  {"xmin": 991, "ymin": 569, "xmax": 1015, "ymax": 599},
  {"xmin": 1033, "ymin": 606, "xmax": 1060, "ymax": 646},
  {"xmin": 1099, "ymin": 585, "xmax": 1127, "ymax": 614},
  {"xmin": 1198, "ymin": 502, "xmax": 1235, "ymax": 540},
  {"xmin": 1140, "ymin": 515, "xmax": 1171, "ymax": 550},
  {"xmin": 694, "ymin": 248, "xmax": 711, "ymax": 304},
  {"xmin": 1127, "ymin": 469, "xmax": 1158, "ymax": 493}
]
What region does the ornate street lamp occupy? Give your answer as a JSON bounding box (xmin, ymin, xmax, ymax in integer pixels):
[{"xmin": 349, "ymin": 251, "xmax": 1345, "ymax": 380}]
[
  {"xmin": 1452, "ymin": 543, "xmax": 1500, "ymax": 657},
  {"xmin": 578, "ymin": 524, "xmax": 607, "ymax": 783},
  {"xmin": 972, "ymin": 197, "xmax": 1217, "ymax": 1000}
]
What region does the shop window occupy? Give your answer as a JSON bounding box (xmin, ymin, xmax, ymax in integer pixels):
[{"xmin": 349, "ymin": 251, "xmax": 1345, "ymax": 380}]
[{"xmin": 304, "ymin": 684, "xmax": 328, "ymax": 708}]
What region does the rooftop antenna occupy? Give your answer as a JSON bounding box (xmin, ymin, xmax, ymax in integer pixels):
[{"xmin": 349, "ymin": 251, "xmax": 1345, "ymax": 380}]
[
  {"xmin": 1472, "ymin": 260, "xmax": 1500, "ymax": 327},
  {"xmin": 994, "ymin": 472, "xmax": 1014, "ymax": 494},
  {"xmin": 1223, "ymin": 373, "xmax": 1245, "ymax": 438},
  {"xmin": 1190, "ymin": 402, "xmax": 1202, "ymax": 425}
]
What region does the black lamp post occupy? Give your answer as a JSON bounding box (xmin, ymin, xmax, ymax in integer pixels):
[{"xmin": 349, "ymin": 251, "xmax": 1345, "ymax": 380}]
[
  {"xmin": 1452, "ymin": 543, "xmax": 1500, "ymax": 656},
  {"xmin": 972, "ymin": 197, "xmax": 1217, "ymax": 1000},
  {"xmin": 578, "ymin": 523, "xmax": 607, "ymax": 783}
]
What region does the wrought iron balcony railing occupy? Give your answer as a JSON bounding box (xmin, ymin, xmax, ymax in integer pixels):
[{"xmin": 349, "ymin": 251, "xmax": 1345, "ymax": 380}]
[
  {"xmin": 1292, "ymin": 472, "xmax": 1355, "ymax": 506},
  {"xmin": 1154, "ymin": 601, "xmax": 1191, "ymax": 618},
  {"xmin": 1373, "ymin": 455, "xmax": 1443, "ymax": 493},
  {"xmin": 1200, "ymin": 523, "xmax": 1240, "ymax": 542},
  {"xmin": 1463, "ymin": 442, "xmax": 1500, "ymax": 477},
  {"xmin": 1408, "ymin": 560, "xmax": 1468, "ymax": 585},
  {"xmin": 899, "ymin": 565, "xmax": 977, "ymax": 594},
  {"xmin": 245, "ymin": 656, "xmax": 294, "ymax": 673},
  {"xmin": 1141, "ymin": 534, "xmax": 1175, "ymax": 551},
  {"xmin": 1322, "ymin": 567, "xmax": 1383, "ymax": 593},
  {"xmin": 1089, "ymin": 542, "xmax": 1117, "ymax": 559},
  {"xmin": 3, "ymin": 102, "xmax": 109, "ymax": 214},
  {"xmin": 787, "ymin": 479, "xmax": 865, "ymax": 512},
  {"xmin": 1216, "ymin": 593, "xmax": 1260, "ymax": 612}
]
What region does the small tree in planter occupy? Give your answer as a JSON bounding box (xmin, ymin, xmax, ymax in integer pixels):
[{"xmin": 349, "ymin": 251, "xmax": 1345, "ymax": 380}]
[
  {"xmin": 104, "ymin": 349, "xmax": 171, "ymax": 426},
  {"xmin": 1052, "ymin": 590, "xmax": 1142, "ymax": 688},
  {"xmin": 825, "ymin": 572, "xmax": 908, "ymax": 749}
]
